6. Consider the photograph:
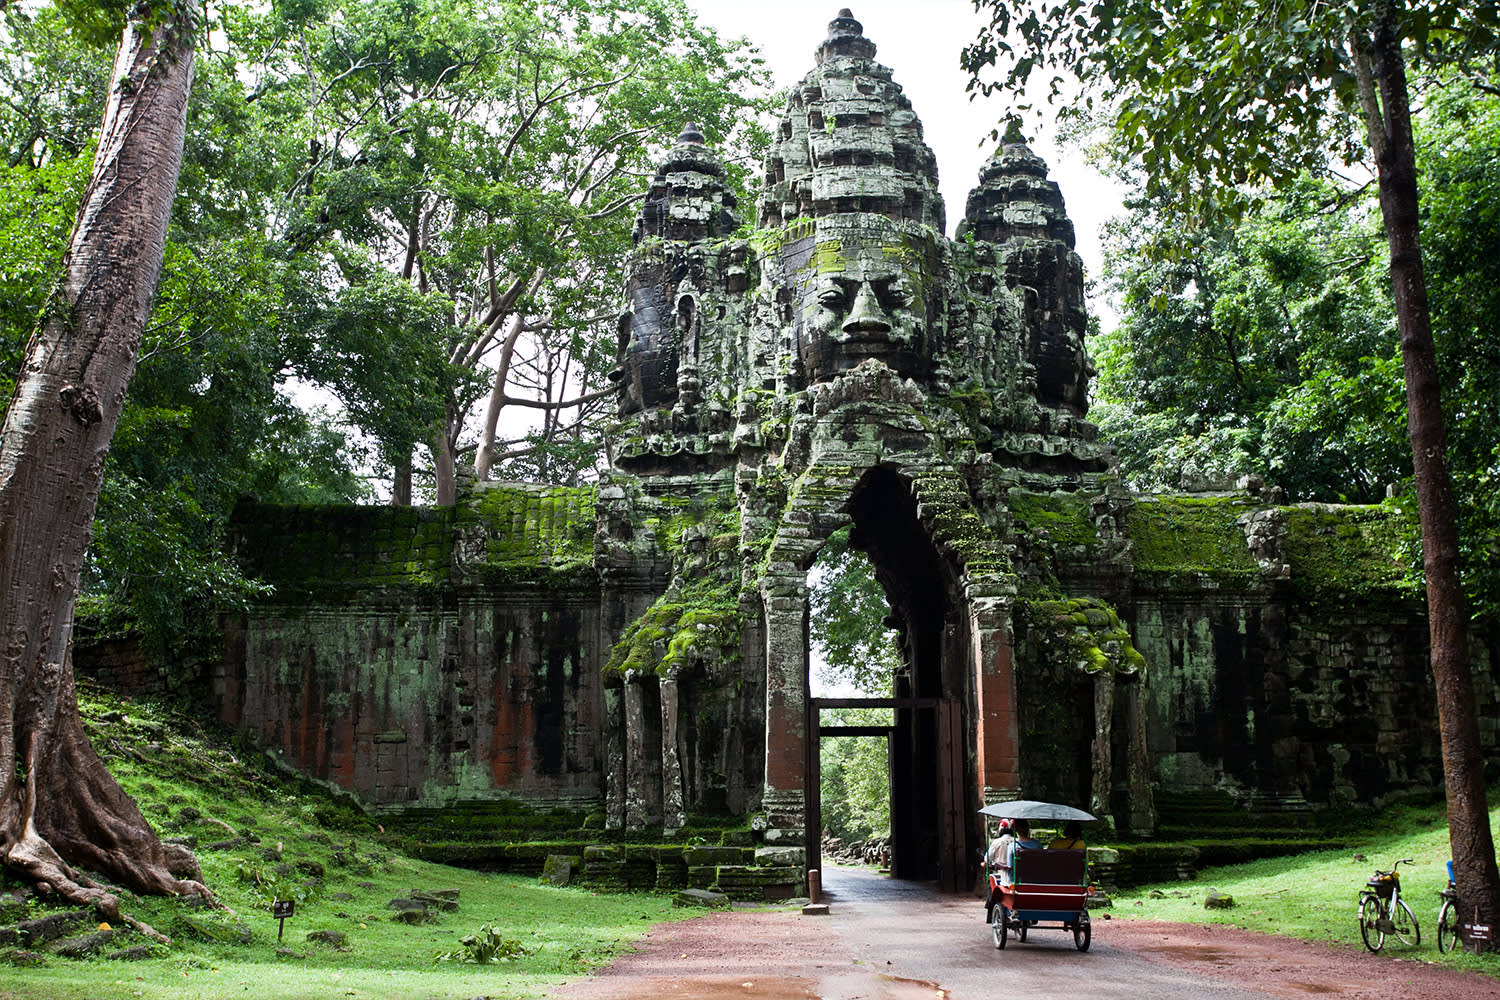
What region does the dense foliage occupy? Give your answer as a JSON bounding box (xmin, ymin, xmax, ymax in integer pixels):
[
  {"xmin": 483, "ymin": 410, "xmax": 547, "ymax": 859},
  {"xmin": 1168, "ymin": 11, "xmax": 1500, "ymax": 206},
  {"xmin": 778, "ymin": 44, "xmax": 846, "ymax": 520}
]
[
  {"xmin": 809, "ymin": 527, "xmax": 901, "ymax": 697},
  {"xmin": 965, "ymin": 0, "xmax": 1500, "ymax": 941},
  {"xmin": 809, "ymin": 528, "xmax": 898, "ymax": 842},
  {"xmin": 1092, "ymin": 85, "xmax": 1500, "ymax": 616},
  {"xmin": 0, "ymin": 0, "xmax": 770, "ymax": 660}
]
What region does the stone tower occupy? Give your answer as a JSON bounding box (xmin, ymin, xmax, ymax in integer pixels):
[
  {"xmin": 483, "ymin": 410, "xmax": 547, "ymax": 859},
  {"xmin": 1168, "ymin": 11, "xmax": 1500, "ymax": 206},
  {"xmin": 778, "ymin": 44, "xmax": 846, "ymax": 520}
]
[{"xmin": 603, "ymin": 8, "xmax": 1133, "ymax": 891}]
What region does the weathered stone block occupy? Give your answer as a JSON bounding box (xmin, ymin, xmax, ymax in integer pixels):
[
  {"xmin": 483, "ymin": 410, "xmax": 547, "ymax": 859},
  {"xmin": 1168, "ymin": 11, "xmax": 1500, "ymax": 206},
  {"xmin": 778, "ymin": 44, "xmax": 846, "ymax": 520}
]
[
  {"xmin": 674, "ymin": 889, "xmax": 730, "ymax": 910},
  {"xmin": 683, "ymin": 846, "xmax": 752, "ymax": 866},
  {"xmin": 542, "ymin": 855, "xmax": 580, "ymax": 886}
]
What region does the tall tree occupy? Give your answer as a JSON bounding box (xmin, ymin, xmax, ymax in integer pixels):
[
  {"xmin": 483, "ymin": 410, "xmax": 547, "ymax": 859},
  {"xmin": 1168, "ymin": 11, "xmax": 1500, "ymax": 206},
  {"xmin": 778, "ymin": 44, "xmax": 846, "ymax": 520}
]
[
  {"xmin": 964, "ymin": 0, "xmax": 1500, "ymax": 948},
  {"xmin": 2, "ymin": 6, "xmax": 370, "ymax": 672},
  {"xmin": 0, "ymin": 0, "xmax": 209, "ymax": 928}
]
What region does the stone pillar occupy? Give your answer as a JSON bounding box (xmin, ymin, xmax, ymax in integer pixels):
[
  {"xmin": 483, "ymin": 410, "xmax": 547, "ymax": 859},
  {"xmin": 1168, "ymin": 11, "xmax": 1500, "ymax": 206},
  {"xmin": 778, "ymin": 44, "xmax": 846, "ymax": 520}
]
[
  {"xmin": 1090, "ymin": 670, "xmax": 1116, "ymax": 820},
  {"xmin": 970, "ymin": 596, "xmax": 1020, "ymax": 801},
  {"xmin": 660, "ymin": 673, "xmax": 685, "ymax": 832},
  {"xmin": 760, "ymin": 574, "xmax": 808, "ymax": 846},
  {"xmin": 1126, "ymin": 677, "xmax": 1155, "ymax": 834},
  {"xmin": 623, "ymin": 673, "xmax": 650, "ymax": 831},
  {"xmin": 604, "ymin": 683, "xmax": 625, "ymax": 831}
]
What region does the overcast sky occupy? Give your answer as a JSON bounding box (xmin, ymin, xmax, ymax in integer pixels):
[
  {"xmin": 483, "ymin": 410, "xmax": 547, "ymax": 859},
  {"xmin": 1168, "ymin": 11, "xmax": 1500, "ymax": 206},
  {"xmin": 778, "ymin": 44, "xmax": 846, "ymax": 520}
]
[{"xmin": 688, "ymin": 0, "xmax": 1126, "ymax": 305}]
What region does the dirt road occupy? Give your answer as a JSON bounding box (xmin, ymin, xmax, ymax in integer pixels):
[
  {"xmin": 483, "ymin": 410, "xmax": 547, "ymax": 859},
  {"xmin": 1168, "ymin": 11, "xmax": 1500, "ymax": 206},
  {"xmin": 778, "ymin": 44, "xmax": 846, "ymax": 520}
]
[{"xmin": 550, "ymin": 866, "xmax": 1500, "ymax": 1000}]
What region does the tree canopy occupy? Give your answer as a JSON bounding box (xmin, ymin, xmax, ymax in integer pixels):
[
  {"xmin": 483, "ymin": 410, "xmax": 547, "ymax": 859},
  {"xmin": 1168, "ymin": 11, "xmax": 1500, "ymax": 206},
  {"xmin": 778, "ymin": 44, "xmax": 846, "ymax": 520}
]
[{"xmin": 0, "ymin": 0, "xmax": 772, "ymax": 657}]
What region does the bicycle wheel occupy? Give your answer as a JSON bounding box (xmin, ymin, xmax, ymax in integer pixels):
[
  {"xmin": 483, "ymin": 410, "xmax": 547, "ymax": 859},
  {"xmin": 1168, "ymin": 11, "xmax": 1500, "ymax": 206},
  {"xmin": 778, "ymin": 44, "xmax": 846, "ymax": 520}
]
[
  {"xmin": 1359, "ymin": 893, "xmax": 1385, "ymax": 952},
  {"xmin": 1390, "ymin": 896, "xmax": 1420, "ymax": 948},
  {"xmin": 1437, "ymin": 898, "xmax": 1458, "ymax": 954}
]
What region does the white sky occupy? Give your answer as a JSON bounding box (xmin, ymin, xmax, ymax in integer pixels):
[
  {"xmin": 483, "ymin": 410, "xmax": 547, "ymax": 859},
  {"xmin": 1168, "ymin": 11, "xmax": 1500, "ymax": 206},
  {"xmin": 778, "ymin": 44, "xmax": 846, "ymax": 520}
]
[{"xmin": 688, "ymin": 0, "xmax": 1126, "ymax": 310}]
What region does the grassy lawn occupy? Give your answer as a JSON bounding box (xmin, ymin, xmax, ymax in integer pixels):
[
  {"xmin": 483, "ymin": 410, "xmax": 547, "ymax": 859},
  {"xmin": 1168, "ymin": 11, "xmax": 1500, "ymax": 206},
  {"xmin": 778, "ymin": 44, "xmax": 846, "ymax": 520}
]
[
  {"xmin": 1, "ymin": 861, "xmax": 680, "ymax": 1000},
  {"xmin": 0, "ymin": 688, "xmax": 697, "ymax": 1000},
  {"xmin": 1109, "ymin": 796, "xmax": 1500, "ymax": 977},
  {"xmin": 5, "ymin": 686, "xmax": 1498, "ymax": 996}
]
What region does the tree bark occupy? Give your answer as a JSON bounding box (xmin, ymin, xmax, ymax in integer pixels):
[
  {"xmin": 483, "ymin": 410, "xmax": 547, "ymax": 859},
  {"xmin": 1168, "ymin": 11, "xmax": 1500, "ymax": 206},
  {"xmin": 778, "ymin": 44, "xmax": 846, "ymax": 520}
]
[
  {"xmin": 1365, "ymin": 6, "xmax": 1500, "ymax": 952},
  {"xmin": 432, "ymin": 409, "xmax": 456, "ymax": 506},
  {"xmin": 0, "ymin": 5, "xmax": 209, "ymax": 927}
]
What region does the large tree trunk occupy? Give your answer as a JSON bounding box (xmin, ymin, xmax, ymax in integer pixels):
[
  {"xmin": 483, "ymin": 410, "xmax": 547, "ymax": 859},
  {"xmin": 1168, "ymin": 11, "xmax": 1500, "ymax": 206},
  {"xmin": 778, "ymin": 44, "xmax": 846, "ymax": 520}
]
[
  {"xmin": 0, "ymin": 6, "xmax": 208, "ymax": 930},
  {"xmin": 1363, "ymin": 6, "xmax": 1500, "ymax": 952}
]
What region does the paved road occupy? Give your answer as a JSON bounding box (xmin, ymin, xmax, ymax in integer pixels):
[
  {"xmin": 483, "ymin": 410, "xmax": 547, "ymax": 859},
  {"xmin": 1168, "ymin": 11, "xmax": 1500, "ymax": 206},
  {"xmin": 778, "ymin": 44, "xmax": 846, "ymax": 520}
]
[
  {"xmin": 814, "ymin": 866, "xmax": 1277, "ymax": 1000},
  {"xmin": 555, "ymin": 866, "xmax": 1287, "ymax": 1000}
]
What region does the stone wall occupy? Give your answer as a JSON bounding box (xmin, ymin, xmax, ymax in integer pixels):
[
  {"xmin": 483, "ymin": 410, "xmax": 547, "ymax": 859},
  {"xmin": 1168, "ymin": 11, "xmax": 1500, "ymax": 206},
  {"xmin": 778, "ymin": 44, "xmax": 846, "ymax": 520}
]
[
  {"xmin": 217, "ymin": 591, "xmax": 605, "ymax": 811},
  {"xmin": 1015, "ymin": 487, "xmax": 1500, "ymax": 820},
  {"xmin": 214, "ymin": 483, "xmax": 771, "ymax": 823}
]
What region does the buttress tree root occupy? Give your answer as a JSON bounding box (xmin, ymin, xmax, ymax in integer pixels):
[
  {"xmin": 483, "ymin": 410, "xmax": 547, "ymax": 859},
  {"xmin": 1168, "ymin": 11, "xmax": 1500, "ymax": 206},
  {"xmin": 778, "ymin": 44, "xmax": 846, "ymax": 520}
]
[{"xmin": 0, "ymin": 3, "xmax": 213, "ymax": 940}]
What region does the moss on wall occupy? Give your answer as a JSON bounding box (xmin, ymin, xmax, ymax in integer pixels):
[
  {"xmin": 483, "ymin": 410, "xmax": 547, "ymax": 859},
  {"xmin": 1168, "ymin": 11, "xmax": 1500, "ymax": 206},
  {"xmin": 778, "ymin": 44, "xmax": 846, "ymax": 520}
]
[
  {"xmin": 1126, "ymin": 496, "xmax": 1260, "ymax": 581},
  {"xmin": 232, "ymin": 502, "xmax": 455, "ymax": 589},
  {"xmin": 1022, "ymin": 596, "xmax": 1146, "ymax": 676},
  {"xmin": 459, "ymin": 484, "xmax": 596, "ymax": 571},
  {"xmin": 604, "ymin": 496, "xmax": 751, "ymax": 678},
  {"xmin": 911, "ymin": 470, "xmax": 1007, "ymax": 575},
  {"xmin": 1008, "ymin": 489, "xmax": 1099, "ymax": 550},
  {"xmin": 1282, "ymin": 501, "xmax": 1419, "ymax": 597}
]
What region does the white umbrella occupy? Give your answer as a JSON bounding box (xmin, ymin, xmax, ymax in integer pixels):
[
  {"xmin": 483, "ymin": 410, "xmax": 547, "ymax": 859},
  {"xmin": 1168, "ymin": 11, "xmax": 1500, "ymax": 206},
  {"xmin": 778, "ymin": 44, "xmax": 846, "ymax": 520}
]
[{"xmin": 978, "ymin": 800, "xmax": 1096, "ymax": 822}]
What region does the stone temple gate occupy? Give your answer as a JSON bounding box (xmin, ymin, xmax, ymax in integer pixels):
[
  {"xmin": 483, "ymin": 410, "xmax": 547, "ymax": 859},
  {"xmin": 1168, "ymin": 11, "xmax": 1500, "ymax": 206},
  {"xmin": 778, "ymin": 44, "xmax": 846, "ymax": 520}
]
[
  {"xmin": 204, "ymin": 10, "xmax": 1499, "ymax": 897},
  {"xmin": 600, "ymin": 9, "xmax": 1139, "ymax": 889}
]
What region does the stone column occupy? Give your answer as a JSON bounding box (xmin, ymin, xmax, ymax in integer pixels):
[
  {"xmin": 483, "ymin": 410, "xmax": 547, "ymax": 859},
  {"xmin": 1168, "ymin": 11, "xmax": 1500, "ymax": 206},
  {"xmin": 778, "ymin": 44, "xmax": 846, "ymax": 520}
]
[
  {"xmin": 760, "ymin": 573, "xmax": 808, "ymax": 849},
  {"xmin": 660, "ymin": 672, "xmax": 685, "ymax": 832},
  {"xmin": 604, "ymin": 683, "xmax": 625, "ymax": 830},
  {"xmin": 969, "ymin": 595, "xmax": 1020, "ymax": 802},
  {"xmin": 1090, "ymin": 670, "xmax": 1116, "ymax": 819},
  {"xmin": 1126, "ymin": 677, "xmax": 1155, "ymax": 834},
  {"xmin": 623, "ymin": 673, "xmax": 650, "ymax": 831}
]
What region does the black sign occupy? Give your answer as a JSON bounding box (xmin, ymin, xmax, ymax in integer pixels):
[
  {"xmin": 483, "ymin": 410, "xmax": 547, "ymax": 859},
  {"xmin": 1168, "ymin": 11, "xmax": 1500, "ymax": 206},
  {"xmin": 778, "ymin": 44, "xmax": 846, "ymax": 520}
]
[
  {"xmin": 1466, "ymin": 922, "xmax": 1493, "ymax": 941},
  {"xmin": 272, "ymin": 900, "xmax": 295, "ymax": 919}
]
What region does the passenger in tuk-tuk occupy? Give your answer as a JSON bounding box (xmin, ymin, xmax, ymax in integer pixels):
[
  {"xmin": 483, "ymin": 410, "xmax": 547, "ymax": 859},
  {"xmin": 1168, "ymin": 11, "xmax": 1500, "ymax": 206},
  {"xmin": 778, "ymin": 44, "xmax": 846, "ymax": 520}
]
[
  {"xmin": 1012, "ymin": 819, "xmax": 1043, "ymax": 853},
  {"xmin": 1049, "ymin": 820, "xmax": 1086, "ymax": 850},
  {"xmin": 984, "ymin": 819, "xmax": 1014, "ymax": 883}
]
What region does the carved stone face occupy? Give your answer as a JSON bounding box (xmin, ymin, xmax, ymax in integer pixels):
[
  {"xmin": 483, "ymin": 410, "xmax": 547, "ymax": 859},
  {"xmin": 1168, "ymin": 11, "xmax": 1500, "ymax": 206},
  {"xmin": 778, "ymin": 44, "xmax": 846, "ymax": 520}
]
[
  {"xmin": 611, "ymin": 272, "xmax": 675, "ymax": 416},
  {"xmin": 786, "ymin": 222, "xmax": 936, "ymax": 384}
]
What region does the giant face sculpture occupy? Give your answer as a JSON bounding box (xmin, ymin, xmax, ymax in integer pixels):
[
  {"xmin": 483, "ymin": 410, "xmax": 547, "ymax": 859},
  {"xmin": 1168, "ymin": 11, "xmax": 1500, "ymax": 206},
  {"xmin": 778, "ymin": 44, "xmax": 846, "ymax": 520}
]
[{"xmin": 782, "ymin": 218, "xmax": 938, "ymax": 384}]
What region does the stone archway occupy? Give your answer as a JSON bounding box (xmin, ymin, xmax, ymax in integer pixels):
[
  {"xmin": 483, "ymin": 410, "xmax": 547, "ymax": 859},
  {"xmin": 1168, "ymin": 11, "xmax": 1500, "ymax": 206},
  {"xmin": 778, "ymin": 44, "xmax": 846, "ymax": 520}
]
[{"xmin": 758, "ymin": 461, "xmax": 1018, "ymax": 892}]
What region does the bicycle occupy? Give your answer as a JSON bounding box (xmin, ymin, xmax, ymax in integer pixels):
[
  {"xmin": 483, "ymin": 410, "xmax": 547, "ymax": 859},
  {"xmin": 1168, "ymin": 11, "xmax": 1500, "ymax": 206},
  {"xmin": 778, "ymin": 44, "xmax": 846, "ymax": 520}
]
[
  {"xmin": 1358, "ymin": 857, "xmax": 1420, "ymax": 952},
  {"xmin": 1437, "ymin": 860, "xmax": 1458, "ymax": 953}
]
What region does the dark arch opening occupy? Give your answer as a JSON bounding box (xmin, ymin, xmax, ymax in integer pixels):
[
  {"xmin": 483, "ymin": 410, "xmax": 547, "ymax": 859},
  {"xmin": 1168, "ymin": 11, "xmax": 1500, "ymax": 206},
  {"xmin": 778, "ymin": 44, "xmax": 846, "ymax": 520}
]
[{"xmin": 807, "ymin": 466, "xmax": 972, "ymax": 888}]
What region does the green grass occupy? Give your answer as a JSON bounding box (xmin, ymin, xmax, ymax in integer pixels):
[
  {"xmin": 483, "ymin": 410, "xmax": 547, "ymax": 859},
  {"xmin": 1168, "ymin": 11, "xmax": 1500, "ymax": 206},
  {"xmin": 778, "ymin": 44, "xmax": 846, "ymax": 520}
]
[
  {"xmin": 1110, "ymin": 796, "xmax": 1500, "ymax": 976},
  {"xmin": 0, "ymin": 687, "xmax": 696, "ymax": 1000}
]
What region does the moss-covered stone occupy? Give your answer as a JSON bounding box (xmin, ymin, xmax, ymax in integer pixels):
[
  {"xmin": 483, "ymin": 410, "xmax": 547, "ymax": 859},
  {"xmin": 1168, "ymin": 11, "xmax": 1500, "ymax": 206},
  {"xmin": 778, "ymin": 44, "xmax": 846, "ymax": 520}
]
[
  {"xmin": 1126, "ymin": 496, "xmax": 1260, "ymax": 580},
  {"xmin": 1022, "ymin": 597, "xmax": 1146, "ymax": 676},
  {"xmin": 456, "ymin": 483, "xmax": 596, "ymax": 571},
  {"xmin": 1007, "ymin": 490, "xmax": 1099, "ymax": 550},
  {"xmin": 1282, "ymin": 501, "xmax": 1419, "ymax": 596}
]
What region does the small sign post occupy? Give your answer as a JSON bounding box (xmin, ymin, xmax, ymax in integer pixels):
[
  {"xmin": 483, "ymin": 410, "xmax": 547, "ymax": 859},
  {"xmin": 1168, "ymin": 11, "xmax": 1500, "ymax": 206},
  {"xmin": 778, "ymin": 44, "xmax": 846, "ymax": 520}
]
[
  {"xmin": 1468, "ymin": 922, "xmax": 1493, "ymax": 942},
  {"xmin": 272, "ymin": 900, "xmax": 295, "ymax": 942}
]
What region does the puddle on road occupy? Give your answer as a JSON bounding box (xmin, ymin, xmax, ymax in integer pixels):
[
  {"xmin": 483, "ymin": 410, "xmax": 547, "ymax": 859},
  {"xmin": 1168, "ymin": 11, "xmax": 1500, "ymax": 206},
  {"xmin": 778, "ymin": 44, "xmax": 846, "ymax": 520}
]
[{"xmin": 878, "ymin": 974, "xmax": 948, "ymax": 999}]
